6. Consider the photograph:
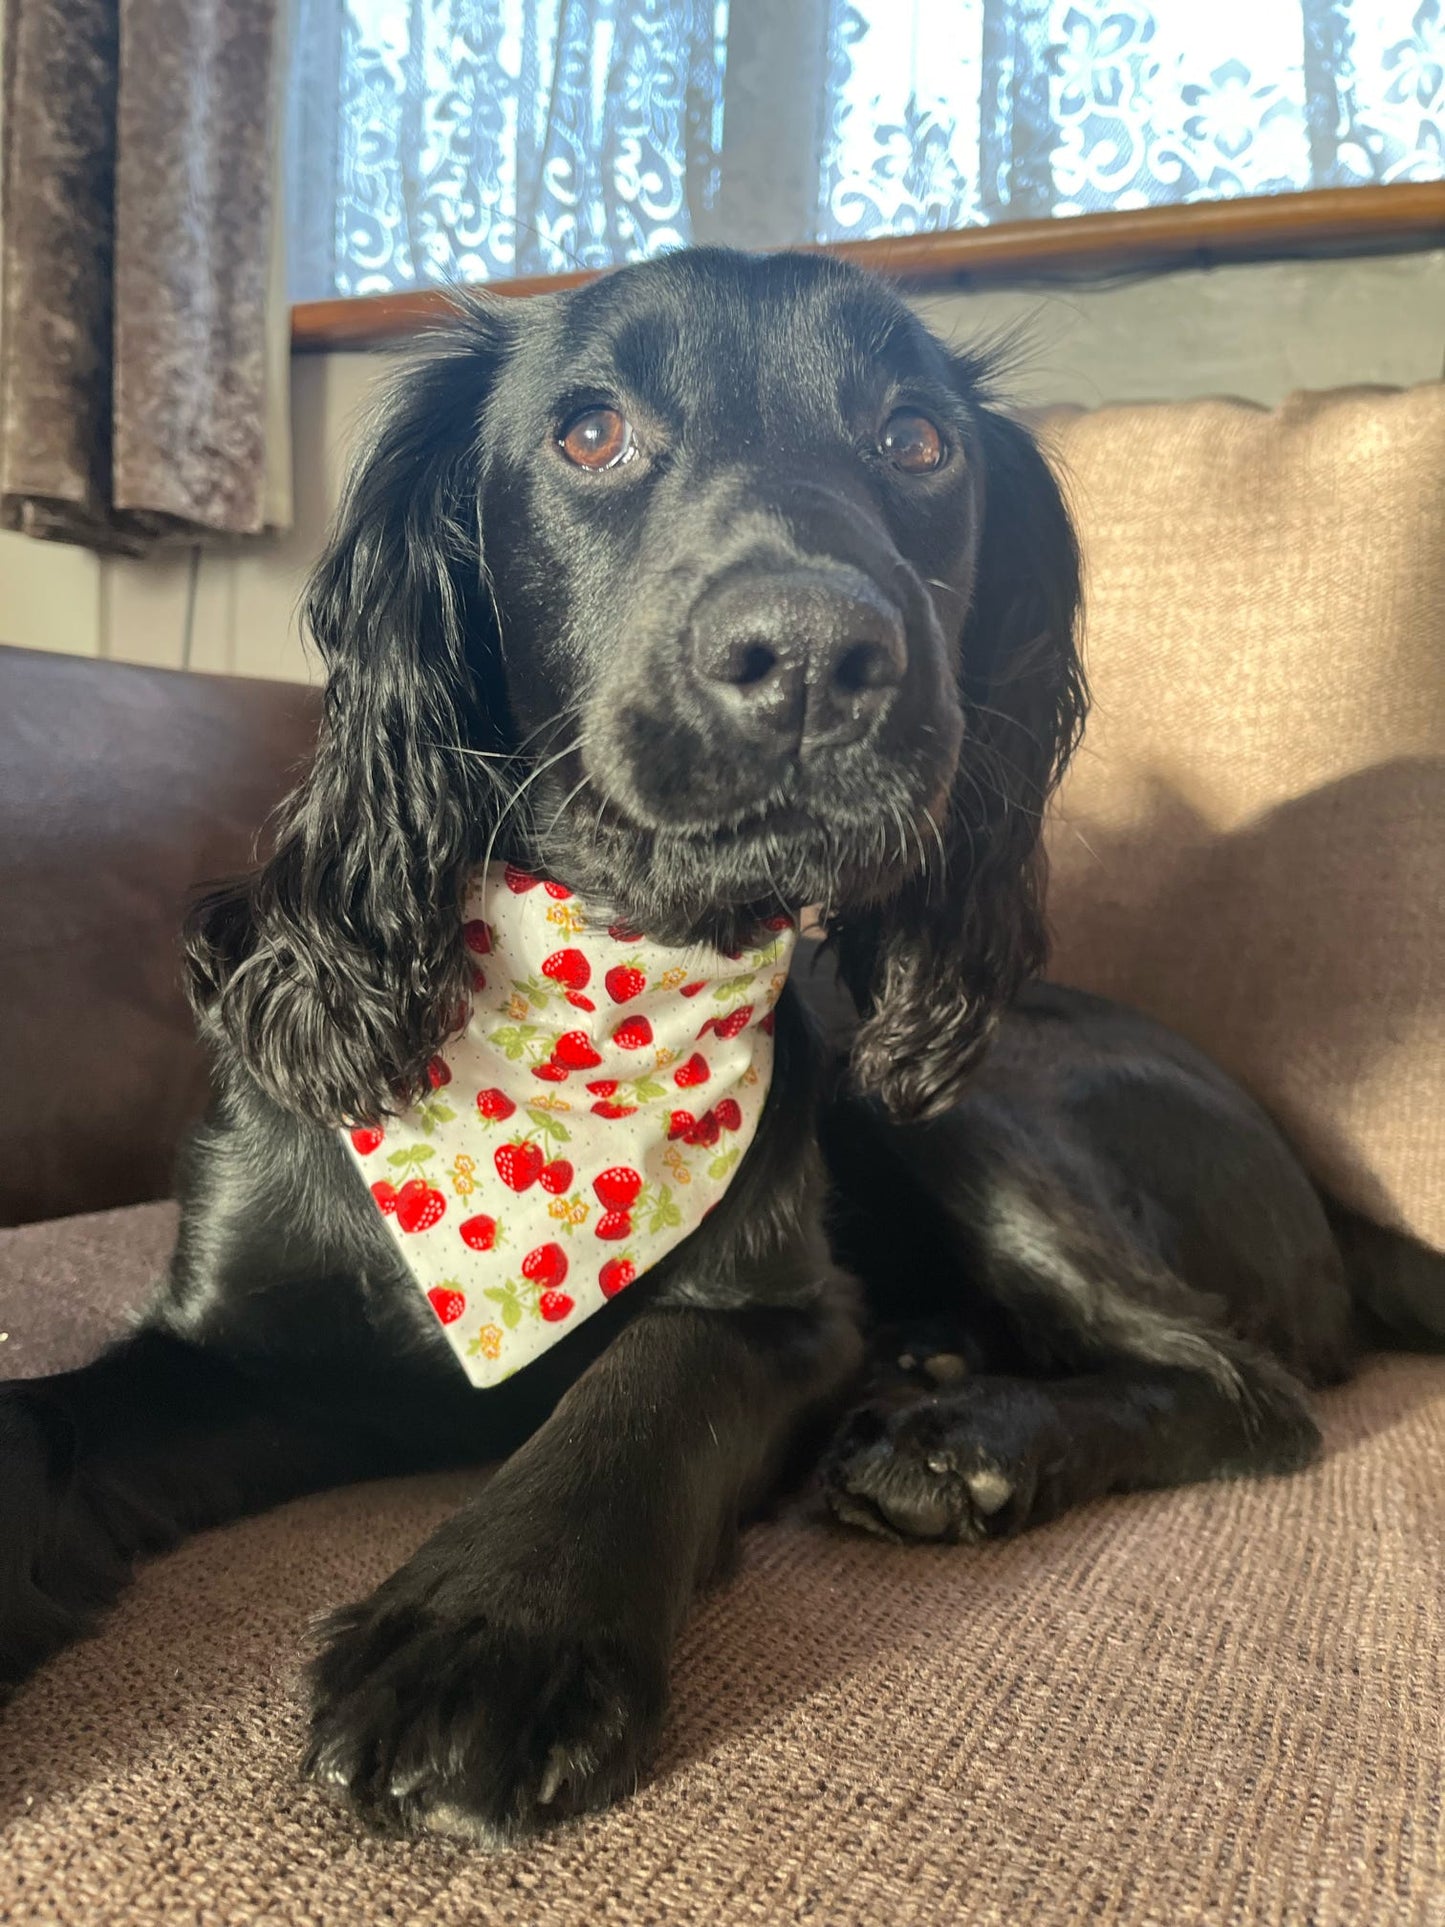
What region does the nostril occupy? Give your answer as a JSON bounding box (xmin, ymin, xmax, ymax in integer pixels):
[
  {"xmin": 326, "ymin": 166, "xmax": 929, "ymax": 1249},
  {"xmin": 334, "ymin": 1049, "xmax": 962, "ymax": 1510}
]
[
  {"xmin": 733, "ymin": 641, "xmax": 778, "ymax": 689},
  {"xmin": 833, "ymin": 639, "xmax": 895, "ymax": 693}
]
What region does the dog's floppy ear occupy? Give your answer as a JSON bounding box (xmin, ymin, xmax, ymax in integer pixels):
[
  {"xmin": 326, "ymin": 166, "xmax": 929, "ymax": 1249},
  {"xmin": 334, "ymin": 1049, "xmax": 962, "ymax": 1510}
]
[
  {"xmin": 838, "ymin": 391, "xmax": 1086, "ymax": 1120},
  {"xmin": 185, "ymin": 300, "xmax": 513, "ymax": 1127}
]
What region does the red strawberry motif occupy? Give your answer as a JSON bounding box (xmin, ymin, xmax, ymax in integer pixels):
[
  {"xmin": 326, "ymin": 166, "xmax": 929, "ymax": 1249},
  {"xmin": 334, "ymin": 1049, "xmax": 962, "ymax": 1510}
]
[
  {"xmin": 543, "ymin": 880, "xmax": 573, "ymax": 900},
  {"xmin": 504, "ymin": 865, "xmax": 539, "ymax": 893},
  {"xmin": 566, "ymin": 992, "xmax": 596, "ymax": 1011},
  {"xmin": 608, "ymin": 920, "xmax": 644, "ymax": 942},
  {"xmin": 476, "ymin": 1088, "xmax": 516, "ymax": 1121},
  {"xmin": 471, "ymin": 967, "xmax": 488, "ymax": 991},
  {"xmin": 713, "ymin": 1098, "xmax": 742, "ymax": 1132},
  {"xmin": 667, "ymin": 1110, "xmax": 696, "ymax": 1140},
  {"xmin": 463, "ymin": 919, "xmax": 493, "ymax": 955},
  {"xmin": 684, "ymin": 1111, "xmax": 721, "ymax": 1148},
  {"xmin": 595, "ymin": 1211, "xmax": 634, "ymax": 1241},
  {"xmin": 521, "ymin": 1242, "xmax": 568, "ymax": 1289},
  {"xmin": 460, "ymin": 1214, "xmax": 499, "ymax": 1251},
  {"xmin": 542, "ymin": 948, "xmax": 590, "ymax": 991},
  {"xmin": 762, "ymin": 913, "xmax": 793, "ymax": 931},
  {"xmin": 428, "ymin": 1286, "xmax": 466, "ymax": 1325},
  {"xmin": 350, "ymin": 1126, "xmax": 384, "ymax": 1155},
  {"xmin": 592, "ymin": 1100, "xmax": 638, "ymax": 1119},
  {"xmin": 553, "ymin": 1031, "xmax": 603, "ymax": 1070},
  {"xmin": 712, "ymin": 1005, "xmax": 753, "ymax": 1040},
  {"xmin": 593, "ymin": 1167, "xmax": 643, "ymax": 1211},
  {"xmin": 538, "ymin": 1289, "xmax": 575, "ymax": 1321},
  {"xmin": 532, "ymin": 1061, "xmax": 570, "ymax": 1083},
  {"xmin": 370, "ymin": 1180, "xmax": 399, "ymax": 1214},
  {"xmin": 395, "ymin": 1179, "xmax": 446, "ymax": 1234},
  {"xmin": 599, "ymin": 1256, "xmax": 636, "ymax": 1297},
  {"xmin": 427, "ymin": 1056, "xmax": 452, "ymax": 1088},
  {"xmin": 760, "ymin": 1010, "xmax": 776, "ymax": 1035},
  {"xmin": 540, "ymin": 1158, "xmax": 573, "ymax": 1194},
  {"xmin": 495, "ymin": 1141, "xmax": 545, "ymax": 1191},
  {"xmin": 674, "ymin": 1052, "xmax": 711, "ymax": 1088},
  {"xmin": 587, "ymin": 1078, "xmax": 618, "ymax": 1096},
  {"xmin": 679, "ymin": 981, "xmax": 707, "ymax": 998},
  {"xmin": 695, "ymin": 1016, "xmax": 718, "ymax": 1039},
  {"xmin": 605, "ymin": 963, "xmax": 647, "ymax": 1004},
  {"xmin": 612, "ymin": 1015, "xmax": 653, "ymax": 1050}
]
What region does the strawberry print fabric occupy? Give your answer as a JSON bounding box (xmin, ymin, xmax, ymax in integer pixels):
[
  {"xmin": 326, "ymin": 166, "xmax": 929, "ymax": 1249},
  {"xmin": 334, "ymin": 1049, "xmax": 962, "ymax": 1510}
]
[{"xmin": 341, "ymin": 864, "xmax": 796, "ymax": 1388}]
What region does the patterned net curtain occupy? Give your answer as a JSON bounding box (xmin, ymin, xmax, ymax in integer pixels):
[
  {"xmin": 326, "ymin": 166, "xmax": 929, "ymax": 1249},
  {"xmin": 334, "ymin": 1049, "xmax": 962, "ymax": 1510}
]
[{"xmin": 287, "ymin": 0, "xmax": 1445, "ymax": 301}]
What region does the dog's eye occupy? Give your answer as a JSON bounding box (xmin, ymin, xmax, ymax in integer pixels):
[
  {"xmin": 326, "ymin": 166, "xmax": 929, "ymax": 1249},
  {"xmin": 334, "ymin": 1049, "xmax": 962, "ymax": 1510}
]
[
  {"xmin": 559, "ymin": 407, "xmax": 635, "ymax": 471},
  {"xmin": 879, "ymin": 409, "xmax": 945, "ymax": 474}
]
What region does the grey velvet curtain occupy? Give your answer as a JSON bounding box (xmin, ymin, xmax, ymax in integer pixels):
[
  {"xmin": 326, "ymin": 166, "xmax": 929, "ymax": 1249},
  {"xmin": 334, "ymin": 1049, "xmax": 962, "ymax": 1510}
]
[{"xmin": 0, "ymin": 0, "xmax": 291, "ymax": 553}]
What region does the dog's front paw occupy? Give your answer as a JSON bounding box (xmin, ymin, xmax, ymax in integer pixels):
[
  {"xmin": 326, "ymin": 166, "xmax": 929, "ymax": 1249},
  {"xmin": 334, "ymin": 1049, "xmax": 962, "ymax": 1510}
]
[
  {"xmin": 821, "ymin": 1380, "xmax": 1066, "ymax": 1544},
  {"xmin": 303, "ymin": 1573, "xmax": 667, "ymax": 1844}
]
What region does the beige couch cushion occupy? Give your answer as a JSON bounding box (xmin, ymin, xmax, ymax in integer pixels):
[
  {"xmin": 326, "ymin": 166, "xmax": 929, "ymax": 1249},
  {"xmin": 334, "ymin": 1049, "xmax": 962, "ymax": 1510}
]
[{"xmin": 1041, "ymin": 384, "xmax": 1445, "ymax": 1251}]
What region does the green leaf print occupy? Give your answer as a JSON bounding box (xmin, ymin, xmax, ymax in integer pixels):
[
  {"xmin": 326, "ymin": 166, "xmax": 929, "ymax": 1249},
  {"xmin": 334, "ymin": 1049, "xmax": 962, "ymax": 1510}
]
[
  {"xmin": 647, "ymin": 1185, "xmax": 683, "ymax": 1234},
  {"xmin": 511, "ymin": 975, "xmax": 554, "ymax": 1006},
  {"xmin": 631, "ymin": 1076, "xmax": 667, "ymax": 1103},
  {"xmin": 416, "ymin": 1099, "xmax": 456, "ymax": 1131},
  {"xmin": 484, "ymin": 1283, "xmax": 525, "ymax": 1331},
  {"xmin": 385, "ymin": 1145, "xmax": 435, "ymax": 1169},
  {"xmin": 489, "ymin": 1024, "xmax": 542, "ymax": 1062},
  {"xmin": 525, "ymin": 1108, "xmax": 572, "ymax": 1145},
  {"xmin": 708, "ymin": 1149, "xmax": 741, "ymax": 1182},
  {"xmin": 713, "ymin": 975, "xmax": 754, "ymax": 1002}
]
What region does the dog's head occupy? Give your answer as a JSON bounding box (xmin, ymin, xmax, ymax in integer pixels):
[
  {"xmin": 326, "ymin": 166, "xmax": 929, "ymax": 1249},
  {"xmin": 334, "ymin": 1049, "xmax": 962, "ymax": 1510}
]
[{"xmin": 188, "ymin": 249, "xmax": 1084, "ymax": 1127}]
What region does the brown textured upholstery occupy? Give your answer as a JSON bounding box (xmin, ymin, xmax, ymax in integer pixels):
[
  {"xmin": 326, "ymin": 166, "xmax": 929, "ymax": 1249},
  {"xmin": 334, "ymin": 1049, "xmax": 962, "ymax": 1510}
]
[
  {"xmin": 0, "ymin": 1205, "xmax": 1440, "ymax": 1925},
  {"xmin": 0, "ymin": 648, "xmax": 318, "ymax": 1226},
  {"xmin": 1041, "ymin": 384, "xmax": 1445, "ymax": 1252}
]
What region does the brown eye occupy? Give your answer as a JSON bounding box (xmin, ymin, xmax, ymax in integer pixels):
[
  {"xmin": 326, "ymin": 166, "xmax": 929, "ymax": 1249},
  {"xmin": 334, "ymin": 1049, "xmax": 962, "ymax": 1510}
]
[
  {"xmin": 559, "ymin": 406, "xmax": 634, "ymax": 470},
  {"xmin": 880, "ymin": 408, "xmax": 945, "ymax": 474}
]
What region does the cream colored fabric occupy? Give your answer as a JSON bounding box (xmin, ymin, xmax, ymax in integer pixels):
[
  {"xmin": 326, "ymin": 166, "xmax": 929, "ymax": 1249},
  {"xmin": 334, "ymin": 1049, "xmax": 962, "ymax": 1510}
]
[{"xmin": 1041, "ymin": 385, "xmax": 1445, "ymax": 1251}]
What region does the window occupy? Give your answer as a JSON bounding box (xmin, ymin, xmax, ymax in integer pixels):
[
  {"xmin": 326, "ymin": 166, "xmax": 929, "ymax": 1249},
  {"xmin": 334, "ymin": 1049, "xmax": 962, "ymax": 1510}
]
[{"xmin": 287, "ymin": 0, "xmax": 1445, "ymax": 303}]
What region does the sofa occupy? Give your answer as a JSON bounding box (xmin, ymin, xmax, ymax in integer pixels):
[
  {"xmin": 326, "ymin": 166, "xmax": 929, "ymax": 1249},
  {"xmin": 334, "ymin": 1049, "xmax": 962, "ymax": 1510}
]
[{"xmin": 1, "ymin": 383, "xmax": 1441, "ymax": 1926}]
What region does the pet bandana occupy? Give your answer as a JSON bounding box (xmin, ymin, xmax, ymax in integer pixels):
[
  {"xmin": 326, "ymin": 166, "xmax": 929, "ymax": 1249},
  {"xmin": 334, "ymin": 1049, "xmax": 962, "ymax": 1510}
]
[{"xmin": 342, "ymin": 864, "xmax": 796, "ymax": 1388}]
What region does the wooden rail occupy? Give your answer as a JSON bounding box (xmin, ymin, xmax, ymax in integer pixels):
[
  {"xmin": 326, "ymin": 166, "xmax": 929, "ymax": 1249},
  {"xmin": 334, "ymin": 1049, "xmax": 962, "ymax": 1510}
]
[{"xmin": 292, "ymin": 182, "xmax": 1445, "ymax": 352}]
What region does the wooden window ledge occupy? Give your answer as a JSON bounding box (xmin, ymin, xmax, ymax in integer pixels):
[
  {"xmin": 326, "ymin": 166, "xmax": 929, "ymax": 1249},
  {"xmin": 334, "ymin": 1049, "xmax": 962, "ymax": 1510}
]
[{"xmin": 292, "ymin": 182, "xmax": 1445, "ymax": 353}]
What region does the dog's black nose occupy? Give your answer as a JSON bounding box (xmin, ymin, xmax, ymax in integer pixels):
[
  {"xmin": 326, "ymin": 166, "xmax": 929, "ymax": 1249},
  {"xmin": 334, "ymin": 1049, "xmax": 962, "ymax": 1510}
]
[{"xmin": 689, "ymin": 568, "xmax": 907, "ymax": 751}]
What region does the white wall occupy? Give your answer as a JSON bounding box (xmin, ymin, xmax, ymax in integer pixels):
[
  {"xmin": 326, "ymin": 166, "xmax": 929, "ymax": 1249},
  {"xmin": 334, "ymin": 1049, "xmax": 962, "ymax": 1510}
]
[{"xmin": 3, "ymin": 249, "xmax": 1443, "ymax": 686}]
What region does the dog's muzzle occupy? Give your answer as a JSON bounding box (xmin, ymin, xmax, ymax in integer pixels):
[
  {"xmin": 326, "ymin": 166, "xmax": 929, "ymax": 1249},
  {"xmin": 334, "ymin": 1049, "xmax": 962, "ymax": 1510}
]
[{"xmin": 686, "ymin": 564, "xmax": 907, "ymax": 757}]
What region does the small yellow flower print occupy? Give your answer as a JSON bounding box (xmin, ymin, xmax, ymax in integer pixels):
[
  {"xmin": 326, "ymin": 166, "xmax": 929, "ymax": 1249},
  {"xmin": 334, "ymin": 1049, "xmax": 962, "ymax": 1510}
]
[
  {"xmin": 659, "ymin": 966, "xmax": 688, "ymax": 990},
  {"xmin": 653, "ymin": 1047, "xmax": 678, "ymax": 1070},
  {"xmin": 454, "ymin": 1153, "xmax": 476, "ymax": 1174},
  {"xmin": 770, "ymin": 972, "xmax": 787, "ymax": 999},
  {"xmin": 507, "ymin": 993, "xmax": 530, "ymax": 1021},
  {"xmin": 742, "ymin": 1065, "xmax": 759, "ymax": 1087},
  {"xmin": 530, "ymin": 1093, "xmax": 573, "ymax": 1114},
  {"xmin": 547, "ymin": 1196, "xmax": 590, "ymax": 1227},
  {"xmin": 546, "ymin": 903, "xmax": 586, "ymax": 936},
  {"xmin": 475, "ymin": 1324, "xmax": 503, "ymax": 1361},
  {"xmin": 663, "ymin": 1147, "xmax": 691, "ymax": 1187},
  {"xmin": 449, "ymin": 1151, "xmax": 477, "ymax": 1197}
]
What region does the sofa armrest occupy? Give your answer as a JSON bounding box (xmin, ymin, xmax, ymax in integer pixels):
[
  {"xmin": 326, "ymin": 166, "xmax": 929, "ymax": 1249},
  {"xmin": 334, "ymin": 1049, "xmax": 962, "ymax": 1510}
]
[{"xmin": 0, "ymin": 647, "xmax": 319, "ymax": 1226}]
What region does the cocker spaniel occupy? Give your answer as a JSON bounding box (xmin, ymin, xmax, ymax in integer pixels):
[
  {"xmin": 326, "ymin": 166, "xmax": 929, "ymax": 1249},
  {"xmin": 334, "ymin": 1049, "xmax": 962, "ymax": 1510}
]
[{"xmin": 4, "ymin": 248, "xmax": 1435, "ymax": 1846}]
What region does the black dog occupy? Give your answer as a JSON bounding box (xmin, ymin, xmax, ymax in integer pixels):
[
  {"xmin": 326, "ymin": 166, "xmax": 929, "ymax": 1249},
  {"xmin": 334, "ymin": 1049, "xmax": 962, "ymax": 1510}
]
[{"xmin": 2, "ymin": 248, "xmax": 1437, "ymax": 1845}]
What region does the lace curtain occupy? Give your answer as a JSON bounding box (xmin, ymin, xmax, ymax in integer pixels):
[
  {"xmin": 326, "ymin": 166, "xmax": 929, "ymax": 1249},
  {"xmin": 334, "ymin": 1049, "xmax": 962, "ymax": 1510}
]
[{"xmin": 287, "ymin": 0, "xmax": 1445, "ymax": 301}]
